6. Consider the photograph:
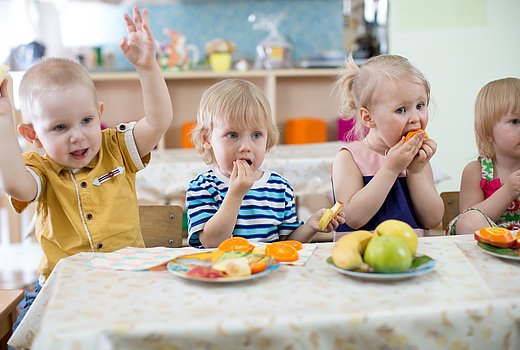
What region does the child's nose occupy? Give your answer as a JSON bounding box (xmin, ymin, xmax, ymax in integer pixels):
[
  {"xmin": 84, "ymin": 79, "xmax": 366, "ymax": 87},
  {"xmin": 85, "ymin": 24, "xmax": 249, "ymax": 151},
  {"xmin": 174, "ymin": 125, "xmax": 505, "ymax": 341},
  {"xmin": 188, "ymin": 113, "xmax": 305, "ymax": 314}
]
[
  {"xmin": 238, "ymin": 138, "xmax": 251, "ymax": 151},
  {"xmin": 69, "ymin": 128, "xmax": 85, "ymax": 143}
]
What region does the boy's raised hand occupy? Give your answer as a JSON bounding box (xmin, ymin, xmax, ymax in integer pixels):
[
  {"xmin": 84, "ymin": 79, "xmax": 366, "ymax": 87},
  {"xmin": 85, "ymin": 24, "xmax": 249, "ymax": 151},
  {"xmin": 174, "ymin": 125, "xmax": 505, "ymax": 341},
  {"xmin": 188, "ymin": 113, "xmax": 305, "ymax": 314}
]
[
  {"xmin": 120, "ymin": 6, "xmax": 156, "ymax": 69},
  {"xmin": 0, "ymin": 78, "xmax": 13, "ymax": 117}
]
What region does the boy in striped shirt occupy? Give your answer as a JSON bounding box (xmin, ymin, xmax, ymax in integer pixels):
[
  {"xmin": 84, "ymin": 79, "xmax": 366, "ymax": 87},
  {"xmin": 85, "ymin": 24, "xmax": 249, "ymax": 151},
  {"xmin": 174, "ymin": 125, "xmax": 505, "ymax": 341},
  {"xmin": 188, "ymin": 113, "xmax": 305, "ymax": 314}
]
[{"xmin": 186, "ymin": 79, "xmax": 345, "ymax": 248}]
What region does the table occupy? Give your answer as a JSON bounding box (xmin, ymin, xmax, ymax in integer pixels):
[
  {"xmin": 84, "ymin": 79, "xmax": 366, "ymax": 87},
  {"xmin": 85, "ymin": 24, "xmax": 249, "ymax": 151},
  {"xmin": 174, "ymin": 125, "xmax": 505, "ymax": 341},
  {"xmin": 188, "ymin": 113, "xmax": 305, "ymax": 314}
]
[
  {"xmin": 0, "ymin": 289, "xmax": 23, "ymax": 350},
  {"xmin": 9, "ymin": 235, "xmax": 520, "ymax": 349}
]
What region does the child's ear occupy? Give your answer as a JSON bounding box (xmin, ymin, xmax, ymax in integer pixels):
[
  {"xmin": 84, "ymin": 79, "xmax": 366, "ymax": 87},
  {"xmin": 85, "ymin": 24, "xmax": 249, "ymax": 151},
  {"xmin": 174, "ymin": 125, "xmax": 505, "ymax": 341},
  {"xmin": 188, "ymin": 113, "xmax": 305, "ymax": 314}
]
[
  {"xmin": 18, "ymin": 123, "xmax": 43, "ymax": 148},
  {"xmin": 202, "ymin": 131, "xmax": 212, "ymax": 150},
  {"xmin": 98, "ymin": 101, "xmax": 104, "ymax": 118},
  {"xmin": 359, "ymin": 107, "xmax": 376, "ymax": 128}
]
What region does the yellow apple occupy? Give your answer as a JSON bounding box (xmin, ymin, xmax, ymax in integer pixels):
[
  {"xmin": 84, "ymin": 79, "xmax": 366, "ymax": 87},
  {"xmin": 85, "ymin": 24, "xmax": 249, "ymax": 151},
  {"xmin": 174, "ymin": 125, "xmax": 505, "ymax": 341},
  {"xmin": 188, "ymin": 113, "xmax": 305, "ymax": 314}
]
[{"xmin": 374, "ymin": 219, "xmax": 418, "ymax": 255}]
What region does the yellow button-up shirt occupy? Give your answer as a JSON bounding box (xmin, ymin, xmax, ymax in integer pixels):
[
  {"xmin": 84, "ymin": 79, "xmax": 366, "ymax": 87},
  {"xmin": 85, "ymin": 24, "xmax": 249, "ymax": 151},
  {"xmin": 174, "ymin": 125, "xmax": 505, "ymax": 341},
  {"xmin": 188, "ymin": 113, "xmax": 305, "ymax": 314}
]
[{"xmin": 11, "ymin": 123, "xmax": 149, "ymax": 281}]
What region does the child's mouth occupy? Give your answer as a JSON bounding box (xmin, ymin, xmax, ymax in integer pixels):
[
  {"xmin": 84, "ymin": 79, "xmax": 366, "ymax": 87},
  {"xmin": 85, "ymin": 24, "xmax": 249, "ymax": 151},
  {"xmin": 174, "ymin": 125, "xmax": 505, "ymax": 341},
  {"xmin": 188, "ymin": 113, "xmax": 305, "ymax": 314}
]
[
  {"xmin": 70, "ymin": 149, "xmax": 88, "ymax": 160},
  {"xmin": 238, "ymin": 158, "xmax": 252, "ymax": 165}
]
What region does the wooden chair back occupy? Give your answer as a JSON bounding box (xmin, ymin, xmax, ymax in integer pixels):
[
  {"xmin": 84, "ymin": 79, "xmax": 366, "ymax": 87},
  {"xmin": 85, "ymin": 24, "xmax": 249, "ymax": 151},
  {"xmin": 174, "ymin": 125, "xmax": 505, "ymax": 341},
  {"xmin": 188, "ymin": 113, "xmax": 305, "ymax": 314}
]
[
  {"xmin": 440, "ymin": 191, "xmax": 460, "ymax": 231},
  {"xmin": 139, "ymin": 205, "xmax": 183, "ymax": 248}
]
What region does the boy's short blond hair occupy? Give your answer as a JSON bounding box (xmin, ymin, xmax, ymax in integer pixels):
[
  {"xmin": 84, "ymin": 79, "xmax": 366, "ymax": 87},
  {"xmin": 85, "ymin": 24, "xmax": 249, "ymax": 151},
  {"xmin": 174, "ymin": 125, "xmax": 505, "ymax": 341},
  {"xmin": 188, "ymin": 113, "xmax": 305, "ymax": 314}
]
[
  {"xmin": 475, "ymin": 77, "xmax": 520, "ymax": 159},
  {"xmin": 19, "ymin": 57, "xmax": 98, "ymax": 123},
  {"xmin": 191, "ymin": 79, "xmax": 279, "ymax": 164},
  {"xmin": 335, "ymin": 54, "xmax": 431, "ymax": 140}
]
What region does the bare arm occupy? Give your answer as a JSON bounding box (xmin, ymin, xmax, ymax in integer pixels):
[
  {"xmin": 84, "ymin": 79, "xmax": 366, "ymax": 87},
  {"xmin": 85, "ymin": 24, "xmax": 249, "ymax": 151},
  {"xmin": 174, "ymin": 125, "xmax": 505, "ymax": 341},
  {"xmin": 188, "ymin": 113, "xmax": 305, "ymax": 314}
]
[
  {"xmin": 0, "ymin": 78, "xmax": 37, "ymax": 201},
  {"xmin": 120, "ymin": 6, "xmax": 173, "ymax": 157},
  {"xmin": 459, "ymin": 160, "xmax": 513, "ymax": 220},
  {"xmin": 199, "ymin": 160, "xmax": 254, "ymax": 248},
  {"xmin": 287, "ymin": 209, "xmax": 345, "ymax": 242},
  {"xmin": 406, "ymin": 137, "xmax": 443, "ymax": 228}
]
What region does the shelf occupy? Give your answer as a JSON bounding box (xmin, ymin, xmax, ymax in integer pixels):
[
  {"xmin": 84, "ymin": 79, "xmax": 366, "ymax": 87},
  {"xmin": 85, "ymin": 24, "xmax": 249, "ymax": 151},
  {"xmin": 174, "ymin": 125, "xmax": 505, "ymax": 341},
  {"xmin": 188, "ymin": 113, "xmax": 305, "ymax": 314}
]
[{"xmin": 91, "ymin": 68, "xmax": 343, "ymax": 149}]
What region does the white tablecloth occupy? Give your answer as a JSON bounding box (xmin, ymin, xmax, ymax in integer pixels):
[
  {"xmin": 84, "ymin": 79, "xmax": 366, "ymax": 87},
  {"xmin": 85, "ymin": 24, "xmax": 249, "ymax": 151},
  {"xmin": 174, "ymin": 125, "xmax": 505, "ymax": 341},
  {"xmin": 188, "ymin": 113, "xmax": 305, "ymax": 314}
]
[{"xmin": 10, "ymin": 235, "xmax": 520, "ymax": 349}]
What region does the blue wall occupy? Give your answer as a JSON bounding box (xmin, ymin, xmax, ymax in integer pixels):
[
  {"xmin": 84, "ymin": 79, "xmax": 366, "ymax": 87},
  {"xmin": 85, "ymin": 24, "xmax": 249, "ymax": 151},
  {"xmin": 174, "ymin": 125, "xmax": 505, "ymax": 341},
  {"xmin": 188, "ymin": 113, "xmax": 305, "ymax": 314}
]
[{"xmin": 113, "ymin": 0, "xmax": 343, "ymax": 70}]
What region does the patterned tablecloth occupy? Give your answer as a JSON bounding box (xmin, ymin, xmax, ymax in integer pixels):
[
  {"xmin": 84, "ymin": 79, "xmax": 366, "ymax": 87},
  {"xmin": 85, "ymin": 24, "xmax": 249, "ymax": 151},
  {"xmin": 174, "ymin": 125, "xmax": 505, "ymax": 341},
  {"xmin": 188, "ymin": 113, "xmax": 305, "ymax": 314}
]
[{"xmin": 10, "ymin": 235, "xmax": 520, "ymax": 350}]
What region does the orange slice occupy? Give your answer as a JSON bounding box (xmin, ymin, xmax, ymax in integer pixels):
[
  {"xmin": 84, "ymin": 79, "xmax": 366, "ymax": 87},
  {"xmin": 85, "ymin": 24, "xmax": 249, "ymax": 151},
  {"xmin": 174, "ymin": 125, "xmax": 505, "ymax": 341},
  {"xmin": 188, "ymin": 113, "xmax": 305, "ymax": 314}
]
[
  {"xmin": 218, "ymin": 237, "xmax": 255, "ymax": 252},
  {"xmin": 474, "ymin": 227, "xmax": 516, "ymax": 248},
  {"xmin": 404, "ymin": 129, "xmax": 428, "ymax": 142},
  {"xmin": 270, "ymin": 240, "xmax": 303, "ymax": 251},
  {"xmin": 265, "ymin": 243, "xmax": 299, "ymax": 262},
  {"xmin": 249, "ymin": 260, "xmax": 269, "ymax": 274}
]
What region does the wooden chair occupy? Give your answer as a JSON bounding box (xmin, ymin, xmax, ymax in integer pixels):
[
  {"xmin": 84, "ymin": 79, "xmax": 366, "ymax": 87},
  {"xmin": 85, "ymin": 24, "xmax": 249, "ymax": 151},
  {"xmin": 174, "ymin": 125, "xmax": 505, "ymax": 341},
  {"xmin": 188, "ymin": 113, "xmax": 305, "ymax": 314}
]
[
  {"xmin": 440, "ymin": 191, "xmax": 460, "ymax": 231},
  {"xmin": 139, "ymin": 205, "xmax": 183, "ymax": 248},
  {"xmin": 0, "ymin": 289, "xmax": 24, "ymax": 350}
]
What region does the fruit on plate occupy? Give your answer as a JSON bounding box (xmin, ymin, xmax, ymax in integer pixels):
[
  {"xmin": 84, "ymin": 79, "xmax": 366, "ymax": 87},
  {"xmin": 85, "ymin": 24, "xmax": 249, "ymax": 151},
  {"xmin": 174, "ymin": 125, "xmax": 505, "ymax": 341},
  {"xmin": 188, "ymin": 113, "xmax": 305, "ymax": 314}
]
[
  {"xmin": 0, "ymin": 64, "xmax": 8, "ymax": 85},
  {"xmin": 186, "ymin": 266, "xmax": 225, "ymax": 278},
  {"xmin": 404, "ymin": 129, "xmax": 428, "ymax": 142},
  {"xmin": 364, "ymin": 235, "xmax": 412, "ymax": 273},
  {"xmin": 218, "ymin": 237, "xmax": 255, "ymax": 252},
  {"xmin": 270, "ymin": 240, "xmax": 303, "ymax": 251},
  {"xmin": 265, "ymin": 243, "xmax": 299, "ymax": 262},
  {"xmin": 374, "ymin": 219, "xmax": 418, "ymax": 255},
  {"xmin": 474, "ymin": 227, "xmax": 516, "ymax": 248},
  {"xmin": 213, "ymin": 257, "xmax": 252, "ymax": 277},
  {"xmin": 318, "ymin": 201, "xmax": 344, "ymax": 231},
  {"xmin": 331, "ymin": 230, "xmax": 372, "ymax": 270}
]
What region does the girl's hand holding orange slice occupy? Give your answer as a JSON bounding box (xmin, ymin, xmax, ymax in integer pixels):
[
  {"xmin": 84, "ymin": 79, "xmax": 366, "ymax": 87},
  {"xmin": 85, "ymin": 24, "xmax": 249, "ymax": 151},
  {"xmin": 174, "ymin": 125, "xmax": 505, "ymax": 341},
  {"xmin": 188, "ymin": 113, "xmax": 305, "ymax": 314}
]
[{"xmin": 404, "ymin": 129, "xmax": 428, "ymax": 142}]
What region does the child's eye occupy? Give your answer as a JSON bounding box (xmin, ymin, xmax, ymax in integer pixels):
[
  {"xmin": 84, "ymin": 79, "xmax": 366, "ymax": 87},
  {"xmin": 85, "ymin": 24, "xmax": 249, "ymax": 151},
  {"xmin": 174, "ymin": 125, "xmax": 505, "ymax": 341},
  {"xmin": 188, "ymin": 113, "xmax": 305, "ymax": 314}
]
[
  {"xmin": 226, "ymin": 132, "xmax": 238, "ymax": 139},
  {"xmin": 53, "ymin": 124, "xmax": 66, "ymax": 131},
  {"xmin": 395, "ymin": 107, "xmax": 406, "ymax": 115},
  {"xmin": 416, "ymin": 103, "xmax": 425, "ymax": 110},
  {"xmin": 81, "ymin": 116, "xmax": 93, "ymax": 124},
  {"xmin": 252, "ymin": 131, "xmax": 263, "ymax": 139},
  {"xmin": 511, "ymin": 119, "xmax": 520, "ymax": 125}
]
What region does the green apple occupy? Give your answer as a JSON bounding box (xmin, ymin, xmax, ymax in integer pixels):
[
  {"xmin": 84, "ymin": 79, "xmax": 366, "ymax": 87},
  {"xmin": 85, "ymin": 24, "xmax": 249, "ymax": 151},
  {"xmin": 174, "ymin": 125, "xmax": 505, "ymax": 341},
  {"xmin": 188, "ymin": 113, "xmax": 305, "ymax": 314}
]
[
  {"xmin": 374, "ymin": 219, "xmax": 418, "ymax": 255},
  {"xmin": 363, "ymin": 236, "xmax": 412, "ymax": 273}
]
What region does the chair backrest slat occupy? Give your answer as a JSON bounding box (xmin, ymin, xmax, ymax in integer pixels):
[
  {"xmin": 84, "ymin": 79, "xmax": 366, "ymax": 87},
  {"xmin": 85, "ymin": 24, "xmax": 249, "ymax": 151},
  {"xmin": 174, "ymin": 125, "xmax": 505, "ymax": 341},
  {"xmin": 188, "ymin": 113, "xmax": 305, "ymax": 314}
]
[{"xmin": 139, "ymin": 205, "xmax": 183, "ymax": 248}]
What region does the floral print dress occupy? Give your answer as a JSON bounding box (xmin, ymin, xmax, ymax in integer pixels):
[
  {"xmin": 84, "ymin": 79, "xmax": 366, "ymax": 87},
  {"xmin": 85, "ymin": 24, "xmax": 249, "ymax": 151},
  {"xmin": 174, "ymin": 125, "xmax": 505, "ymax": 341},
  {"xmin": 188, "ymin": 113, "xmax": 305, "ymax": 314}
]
[{"xmin": 447, "ymin": 157, "xmax": 520, "ymax": 234}]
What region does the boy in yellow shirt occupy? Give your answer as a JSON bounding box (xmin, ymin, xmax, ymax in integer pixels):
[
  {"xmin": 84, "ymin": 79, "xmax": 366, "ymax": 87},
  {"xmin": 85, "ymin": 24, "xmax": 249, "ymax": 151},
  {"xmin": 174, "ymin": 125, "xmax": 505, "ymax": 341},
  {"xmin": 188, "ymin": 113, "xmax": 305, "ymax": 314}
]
[{"xmin": 0, "ymin": 6, "xmax": 172, "ymax": 330}]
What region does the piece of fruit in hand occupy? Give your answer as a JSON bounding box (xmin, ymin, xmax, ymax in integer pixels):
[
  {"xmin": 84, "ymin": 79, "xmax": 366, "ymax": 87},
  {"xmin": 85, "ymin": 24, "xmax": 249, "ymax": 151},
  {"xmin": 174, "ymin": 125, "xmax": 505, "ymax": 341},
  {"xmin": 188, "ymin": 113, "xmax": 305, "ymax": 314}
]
[
  {"xmin": 404, "ymin": 129, "xmax": 428, "ymax": 142},
  {"xmin": 0, "ymin": 64, "xmax": 9, "ymax": 85},
  {"xmin": 318, "ymin": 201, "xmax": 344, "ymax": 231}
]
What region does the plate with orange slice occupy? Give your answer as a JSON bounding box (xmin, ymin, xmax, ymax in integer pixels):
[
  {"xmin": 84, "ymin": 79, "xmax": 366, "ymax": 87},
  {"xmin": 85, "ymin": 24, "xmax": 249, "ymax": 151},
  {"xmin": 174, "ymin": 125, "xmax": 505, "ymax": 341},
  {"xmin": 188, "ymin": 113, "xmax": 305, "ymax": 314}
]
[
  {"xmin": 474, "ymin": 227, "xmax": 520, "ymax": 261},
  {"xmin": 167, "ymin": 250, "xmax": 280, "ymax": 283}
]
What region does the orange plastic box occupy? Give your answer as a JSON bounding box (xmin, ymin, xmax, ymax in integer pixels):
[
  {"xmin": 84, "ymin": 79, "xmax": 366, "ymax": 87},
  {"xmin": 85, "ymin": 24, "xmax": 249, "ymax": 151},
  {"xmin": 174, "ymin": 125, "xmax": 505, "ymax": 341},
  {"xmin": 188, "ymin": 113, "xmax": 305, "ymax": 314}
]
[
  {"xmin": 285, "ymin": 118, "xmax": 327, "ymax": 144},
  {"xmin": 181, "ymin": 121, "xmax": 196, "ymax": 148}
]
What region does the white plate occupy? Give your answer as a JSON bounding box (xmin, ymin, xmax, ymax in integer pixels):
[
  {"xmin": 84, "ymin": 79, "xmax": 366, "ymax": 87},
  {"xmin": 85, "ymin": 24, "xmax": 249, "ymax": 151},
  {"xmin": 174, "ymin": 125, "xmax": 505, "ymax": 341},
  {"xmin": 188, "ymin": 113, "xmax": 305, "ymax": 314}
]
[
  {"xmin": 167, "ymin": 252, "xmax": 280, "ymax": 283},
  {"xmin": 476, "ymin": 242, "xmax": 520, "ymax": 261},
  {"xmin": 327, "ymin": 257, "xmax": 436, "ymax": 281}
]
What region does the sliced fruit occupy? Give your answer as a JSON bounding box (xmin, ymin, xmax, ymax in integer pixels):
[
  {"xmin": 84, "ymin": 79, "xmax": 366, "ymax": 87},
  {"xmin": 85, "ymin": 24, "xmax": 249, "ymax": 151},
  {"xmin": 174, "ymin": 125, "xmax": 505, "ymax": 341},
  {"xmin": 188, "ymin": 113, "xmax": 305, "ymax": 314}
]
[
  {"xmin": 186, "ymin": 266, "xmax": 225, "ymax": 278},
  {"xmin": 404, "ymin": 129, "xmax": 428, "ymax": 142},
  {"xmin": 265, "ymin": 243, "xmax": 299, "ymax": 262},
  {"xmin": 474, "ymin": 227, "xmax": 516, "ymax": 248},
  {"xmin": 218, "ymin": 237, "xmax": 255, "ymax": 252},
  {"xmin": 318, "ymin": 201, "xmax": 344, "ymax": 231},
  {"xmin": 249, "ymin": 260, "xmax": 269, "ymax": 274},
  {"xmin": 213, "ymin": 257, "xmax": 251, "ymax": 277},
  {"xmin": 270, "ymin": 240, "xmax": 303, "ymax": 251}
]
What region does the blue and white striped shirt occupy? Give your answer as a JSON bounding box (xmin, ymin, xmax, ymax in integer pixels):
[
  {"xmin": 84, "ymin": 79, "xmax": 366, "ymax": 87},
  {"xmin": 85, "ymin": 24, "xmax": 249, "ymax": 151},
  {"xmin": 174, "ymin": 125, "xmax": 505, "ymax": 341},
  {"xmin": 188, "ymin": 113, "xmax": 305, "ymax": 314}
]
[{"xmin": 186, "ymin": 169, "xmax": 303, "ymax": 248}]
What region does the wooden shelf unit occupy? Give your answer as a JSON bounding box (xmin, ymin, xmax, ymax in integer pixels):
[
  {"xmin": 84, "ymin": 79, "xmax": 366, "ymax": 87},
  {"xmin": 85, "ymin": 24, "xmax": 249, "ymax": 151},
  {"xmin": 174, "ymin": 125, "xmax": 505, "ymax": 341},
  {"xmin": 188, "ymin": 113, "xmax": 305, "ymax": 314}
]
[{"xmin": 91, "ymin": 68, "xmax": 342, "ymax": 149}]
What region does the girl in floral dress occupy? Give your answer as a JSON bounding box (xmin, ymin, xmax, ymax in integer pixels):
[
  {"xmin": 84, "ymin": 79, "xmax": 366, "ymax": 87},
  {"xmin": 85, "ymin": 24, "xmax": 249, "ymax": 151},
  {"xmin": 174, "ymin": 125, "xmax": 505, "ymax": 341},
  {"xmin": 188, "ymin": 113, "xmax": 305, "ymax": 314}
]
[{"xmin": 449, "ymin": 77, "xmax": 520, "ymax": 234}]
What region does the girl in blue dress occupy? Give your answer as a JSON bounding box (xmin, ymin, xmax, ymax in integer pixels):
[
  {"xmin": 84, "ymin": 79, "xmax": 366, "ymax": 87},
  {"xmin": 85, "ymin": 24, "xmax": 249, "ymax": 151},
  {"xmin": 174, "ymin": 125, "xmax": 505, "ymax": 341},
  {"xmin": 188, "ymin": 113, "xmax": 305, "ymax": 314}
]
[{"xmin": 332, "ymin": 55, "xmax": 443, "ymax": 238}]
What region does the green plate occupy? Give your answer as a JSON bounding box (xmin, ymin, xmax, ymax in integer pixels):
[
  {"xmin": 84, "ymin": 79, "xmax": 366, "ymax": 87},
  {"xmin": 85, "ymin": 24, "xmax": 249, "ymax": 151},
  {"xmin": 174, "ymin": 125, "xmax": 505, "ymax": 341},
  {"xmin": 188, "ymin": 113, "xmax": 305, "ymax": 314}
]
[{"xmin": 476, "ymin": 242, "xmax": 520, "ymax": 261}]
